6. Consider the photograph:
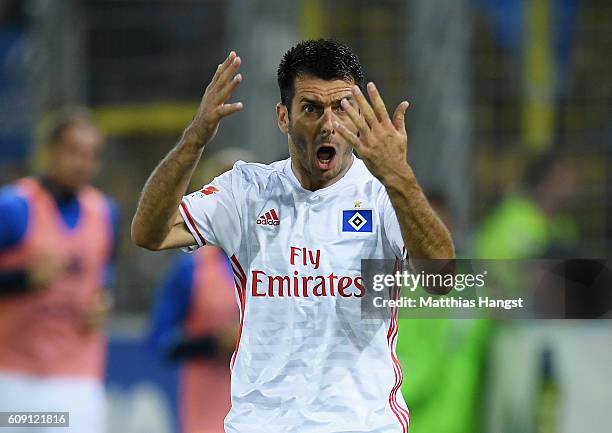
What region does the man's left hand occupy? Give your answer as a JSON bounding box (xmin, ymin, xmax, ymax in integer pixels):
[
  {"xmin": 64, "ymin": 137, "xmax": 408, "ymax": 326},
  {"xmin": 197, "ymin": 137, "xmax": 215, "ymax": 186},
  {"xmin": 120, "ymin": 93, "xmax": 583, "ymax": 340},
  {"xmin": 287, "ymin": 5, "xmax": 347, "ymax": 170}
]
[{"xmin": 334, "ymin": 82, "xmax": 410, "ymax": 183}]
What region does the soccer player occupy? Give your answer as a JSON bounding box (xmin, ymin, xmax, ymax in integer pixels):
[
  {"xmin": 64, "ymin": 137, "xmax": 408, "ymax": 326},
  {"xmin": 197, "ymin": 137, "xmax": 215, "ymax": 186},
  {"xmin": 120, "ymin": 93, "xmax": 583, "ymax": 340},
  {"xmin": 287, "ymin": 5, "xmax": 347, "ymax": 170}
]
[
  {"xmin": 0, "ymin": 112, "xmax": 119, "ymax": 433},
  {"xmin": 132, "ymin": 39, "xmax": 454, "ymax": 433}
]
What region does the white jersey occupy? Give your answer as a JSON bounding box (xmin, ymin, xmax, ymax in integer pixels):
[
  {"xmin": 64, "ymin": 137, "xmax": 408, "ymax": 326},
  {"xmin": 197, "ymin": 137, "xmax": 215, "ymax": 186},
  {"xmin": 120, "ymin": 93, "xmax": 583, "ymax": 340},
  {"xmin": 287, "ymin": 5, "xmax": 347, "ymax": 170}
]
[{"xmin": 179, "ymin": 156, "xmax": 409, "ymax": 433}]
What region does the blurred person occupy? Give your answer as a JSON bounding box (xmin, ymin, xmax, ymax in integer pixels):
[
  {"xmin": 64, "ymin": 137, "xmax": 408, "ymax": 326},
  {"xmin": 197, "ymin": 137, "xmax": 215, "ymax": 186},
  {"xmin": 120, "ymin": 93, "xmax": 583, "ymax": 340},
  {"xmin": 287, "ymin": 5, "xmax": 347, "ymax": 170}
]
[
  {"xmin": 470, "ymin": 153, "xmax": 612, "ymax": 433},
  {"xmin": 132, "ymin": 39, "xmax": 454, "ymax": 433},
  {"xmin": 149, "ymin": 247, "xmax": 236, "ymax": 433},
  {"xmin": 148, "ymin": 149, "xmax": 252, "ymax": 433},
  {"xmin": 473, "ymin": 151, "xmax": 579, "ymax": 259},
  {"xmin": 0, "ymin": 111, "xmax": 119, "ymax": 433},
  {"xmin": 471, "ymin": 151, "xmax": 580, "ymax": 311}
]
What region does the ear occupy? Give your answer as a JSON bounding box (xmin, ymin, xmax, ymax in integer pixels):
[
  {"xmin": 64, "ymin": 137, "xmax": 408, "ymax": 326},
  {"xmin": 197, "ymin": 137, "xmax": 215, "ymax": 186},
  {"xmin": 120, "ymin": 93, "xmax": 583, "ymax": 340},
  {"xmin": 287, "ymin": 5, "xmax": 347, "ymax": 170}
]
[{"xmin": 276, "ymin": 102, "xmax": 289, "ymax": 134}]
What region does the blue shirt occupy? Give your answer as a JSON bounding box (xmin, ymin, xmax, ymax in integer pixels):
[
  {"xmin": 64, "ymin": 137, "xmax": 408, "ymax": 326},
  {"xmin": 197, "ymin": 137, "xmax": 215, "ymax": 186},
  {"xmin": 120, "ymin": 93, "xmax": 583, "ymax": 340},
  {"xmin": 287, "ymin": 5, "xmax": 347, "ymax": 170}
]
[
  {"xmin": 148, "ymin": 253, "xmax": 196, "ymax": 357},
  {"xmin": 148, "ymin": 252, "xmax": 233, "ymax": 358}
]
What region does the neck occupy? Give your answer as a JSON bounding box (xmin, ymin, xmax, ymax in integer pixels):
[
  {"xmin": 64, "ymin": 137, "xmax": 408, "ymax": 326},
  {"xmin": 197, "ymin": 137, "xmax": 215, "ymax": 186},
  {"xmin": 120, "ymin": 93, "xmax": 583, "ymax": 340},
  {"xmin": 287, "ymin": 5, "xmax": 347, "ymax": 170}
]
[{"xmin": 39, "ymin": 174, "xmax": 78, "ymax": 203}]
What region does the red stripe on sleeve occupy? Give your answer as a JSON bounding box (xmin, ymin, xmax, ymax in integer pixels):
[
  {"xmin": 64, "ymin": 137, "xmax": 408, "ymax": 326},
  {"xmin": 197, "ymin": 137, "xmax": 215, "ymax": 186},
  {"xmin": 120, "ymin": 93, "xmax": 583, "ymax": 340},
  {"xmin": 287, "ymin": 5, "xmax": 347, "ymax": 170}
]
[
  {"xmin": 230, "ymin": 255, "xmax": 247, "ymax": 369},
  {"xmin": 180, "ymin": 201, "xmax": 206, "ymax": 246}
]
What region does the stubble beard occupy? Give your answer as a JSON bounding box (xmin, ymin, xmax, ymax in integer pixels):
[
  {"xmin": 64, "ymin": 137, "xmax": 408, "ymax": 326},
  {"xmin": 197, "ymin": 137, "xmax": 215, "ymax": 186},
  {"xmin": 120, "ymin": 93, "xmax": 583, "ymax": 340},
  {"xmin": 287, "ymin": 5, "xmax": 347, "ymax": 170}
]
[
  {"xmin": 288, "ymin": 124, "xmax": 316, "ymax": 178},
  {"xmin": 287, "ymin": 122, "xmax": 352, "ymax": 189}
]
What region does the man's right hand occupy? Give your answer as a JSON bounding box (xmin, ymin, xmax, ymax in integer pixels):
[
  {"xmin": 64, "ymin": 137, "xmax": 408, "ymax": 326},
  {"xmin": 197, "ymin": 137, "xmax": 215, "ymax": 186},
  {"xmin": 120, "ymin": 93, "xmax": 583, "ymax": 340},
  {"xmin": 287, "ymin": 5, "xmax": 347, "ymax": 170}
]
[
  {"xmin": 187, "ymin": 51, "xmax": 244, "ymax": 147},
  {"xmin": 132, "ymin": 52, "xmax": 243, "ymax": 251}
]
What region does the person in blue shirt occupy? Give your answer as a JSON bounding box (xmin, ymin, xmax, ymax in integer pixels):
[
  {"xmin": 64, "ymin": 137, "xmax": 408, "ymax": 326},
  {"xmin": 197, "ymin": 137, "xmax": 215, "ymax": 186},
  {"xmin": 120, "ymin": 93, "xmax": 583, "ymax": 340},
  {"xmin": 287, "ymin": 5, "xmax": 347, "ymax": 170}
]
[
  {"xmin": 148, "ymin": 250, "xmax": 236, "ymax": 361},
  {"xmin": 0, "ymin": 177, "xmax": 120, "ymax": 298},
  {"xmin": 0, "ymin": 111, "xmax": 120, "ymax": 433}
]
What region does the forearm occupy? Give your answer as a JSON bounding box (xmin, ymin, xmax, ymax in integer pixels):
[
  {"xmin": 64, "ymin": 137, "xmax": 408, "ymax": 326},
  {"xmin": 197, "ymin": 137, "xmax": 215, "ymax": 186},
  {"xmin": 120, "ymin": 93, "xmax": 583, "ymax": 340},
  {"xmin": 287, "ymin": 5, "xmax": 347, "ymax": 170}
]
[
  {"xmin": 132, "ymin": 128, "xmax": 204, "ymax": 249},
  {"xmin": 382, "ymin": 165, "xmax": 455, "ymax": 260}
]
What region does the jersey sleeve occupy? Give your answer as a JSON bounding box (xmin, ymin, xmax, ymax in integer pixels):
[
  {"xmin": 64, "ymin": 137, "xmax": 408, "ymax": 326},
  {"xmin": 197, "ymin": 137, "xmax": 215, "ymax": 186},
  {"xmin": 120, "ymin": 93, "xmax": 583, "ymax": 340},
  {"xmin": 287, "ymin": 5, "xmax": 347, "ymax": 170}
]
[
  {"xmin": 179, "ymin": 165, "xmax": 243, "ymax": 255},
  {"xmin": 0, "ymin": 187, "xmax": 31, "ymax": 294},
  {"xmin": 0, "ymin": 186, "xmax": 29, "ymax": 250},
  {"xmin": 380, "ymin": 191, "xmax": 408, "ymax": 260}
]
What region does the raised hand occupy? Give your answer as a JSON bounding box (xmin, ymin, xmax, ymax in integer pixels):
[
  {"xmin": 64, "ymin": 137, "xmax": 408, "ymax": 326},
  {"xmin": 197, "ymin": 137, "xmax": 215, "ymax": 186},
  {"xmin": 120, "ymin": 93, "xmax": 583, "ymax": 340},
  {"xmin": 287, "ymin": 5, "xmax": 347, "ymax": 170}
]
[
  {"xmin": 188, "ymin": 51, "xmax": 244, "ymax": 146},
  {"xmin": 334, "ymin": 82, "xmax": 410, "ymax": 182}
]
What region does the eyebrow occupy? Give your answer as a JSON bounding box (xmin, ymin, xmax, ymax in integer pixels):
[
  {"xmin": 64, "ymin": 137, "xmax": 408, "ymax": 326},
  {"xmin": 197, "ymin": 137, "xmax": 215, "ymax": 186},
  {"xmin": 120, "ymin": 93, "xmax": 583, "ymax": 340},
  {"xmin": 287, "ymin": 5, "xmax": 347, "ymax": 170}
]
[{"xmin": 299, "ymin": 96, "xmax": 353, "ymax": 105}]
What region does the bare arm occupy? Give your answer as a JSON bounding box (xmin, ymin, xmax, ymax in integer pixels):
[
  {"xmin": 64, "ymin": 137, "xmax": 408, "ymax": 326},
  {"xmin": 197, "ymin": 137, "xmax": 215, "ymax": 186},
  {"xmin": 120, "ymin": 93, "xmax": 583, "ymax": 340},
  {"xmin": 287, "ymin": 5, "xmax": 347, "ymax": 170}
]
[
  {"xmin": 132, "ymin": 51, "xmax": 243, "ymax": 250},
  {"xmin": 381, "ymin": 167, "xmax": 454, "ymax": 259}
]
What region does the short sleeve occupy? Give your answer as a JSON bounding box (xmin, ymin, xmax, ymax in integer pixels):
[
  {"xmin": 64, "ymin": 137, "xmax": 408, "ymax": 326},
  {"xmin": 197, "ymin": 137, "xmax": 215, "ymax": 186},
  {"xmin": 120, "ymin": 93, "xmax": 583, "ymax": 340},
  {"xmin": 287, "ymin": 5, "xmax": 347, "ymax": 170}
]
[
  {"xmin": 0, "ymin": 187, "xmax": 29, "ymax": 250},
  {"xmin": 179, "ymin": 166, "xmax": 243, "ymax": 255},
  {"xmin": 380, "ymin": 192, "xmax": 408, "ymax": 260}
]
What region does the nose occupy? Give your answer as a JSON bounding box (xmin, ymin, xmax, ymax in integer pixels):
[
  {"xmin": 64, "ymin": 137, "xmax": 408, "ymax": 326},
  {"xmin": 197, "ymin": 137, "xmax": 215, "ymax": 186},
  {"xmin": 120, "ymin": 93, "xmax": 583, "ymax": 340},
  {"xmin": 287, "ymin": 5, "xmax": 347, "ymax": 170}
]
[{"xmin": 320, "ymin": 107, "xmax": 336, "ymax": 139}]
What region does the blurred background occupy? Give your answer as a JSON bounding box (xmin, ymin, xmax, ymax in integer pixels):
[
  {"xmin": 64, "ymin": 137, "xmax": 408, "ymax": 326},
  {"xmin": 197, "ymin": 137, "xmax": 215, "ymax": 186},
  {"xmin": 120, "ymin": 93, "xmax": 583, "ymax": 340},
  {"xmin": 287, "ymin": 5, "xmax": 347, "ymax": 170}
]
[{"xmin": 0, "ymin": 0, "xmax": 610, "ymax": 432}]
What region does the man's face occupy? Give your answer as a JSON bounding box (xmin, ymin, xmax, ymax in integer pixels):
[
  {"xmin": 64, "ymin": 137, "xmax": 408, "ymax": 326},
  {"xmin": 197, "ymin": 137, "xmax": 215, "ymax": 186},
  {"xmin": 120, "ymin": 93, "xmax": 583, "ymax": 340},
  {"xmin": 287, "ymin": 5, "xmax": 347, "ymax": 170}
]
[
  {"xmin": 277, "ymin": 75, "xmax": 358, "ymax": 190},
  {"xmin": 47, "ymin": 124, "xmax": 104, "ymax": 190}
]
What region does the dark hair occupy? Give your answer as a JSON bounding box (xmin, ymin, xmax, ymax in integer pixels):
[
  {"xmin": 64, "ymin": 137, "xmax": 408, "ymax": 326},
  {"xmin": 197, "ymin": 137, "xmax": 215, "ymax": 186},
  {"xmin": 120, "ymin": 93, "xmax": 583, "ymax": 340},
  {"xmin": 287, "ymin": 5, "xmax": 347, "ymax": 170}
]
[
  {"xmin": 525, "ymin": 151, "xmax": 570, "ymax": 189},
  {"xmin": 277, "ymin": 39, "xmax": 365, "ymax": 111},
  {"xmin": 41, "ymin": 109, "xmax": 98, "ymax": 147}
]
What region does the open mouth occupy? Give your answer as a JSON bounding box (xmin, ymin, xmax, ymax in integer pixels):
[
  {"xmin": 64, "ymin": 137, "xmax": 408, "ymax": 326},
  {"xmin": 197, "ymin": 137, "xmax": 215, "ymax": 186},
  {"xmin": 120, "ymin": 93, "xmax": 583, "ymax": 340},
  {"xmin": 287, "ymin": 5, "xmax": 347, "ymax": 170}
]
[{"xmin": 316, "ymin": 145, "xmax": 336, "ymax": 170}]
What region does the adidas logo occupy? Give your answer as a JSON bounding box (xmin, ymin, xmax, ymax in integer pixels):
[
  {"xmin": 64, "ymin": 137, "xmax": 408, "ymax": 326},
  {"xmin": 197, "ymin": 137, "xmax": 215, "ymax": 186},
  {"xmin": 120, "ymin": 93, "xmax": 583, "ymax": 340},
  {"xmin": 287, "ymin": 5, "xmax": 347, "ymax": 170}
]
[{"xmin": 256, "ymin": 208, "xmax": 280, "ymax": 226}]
